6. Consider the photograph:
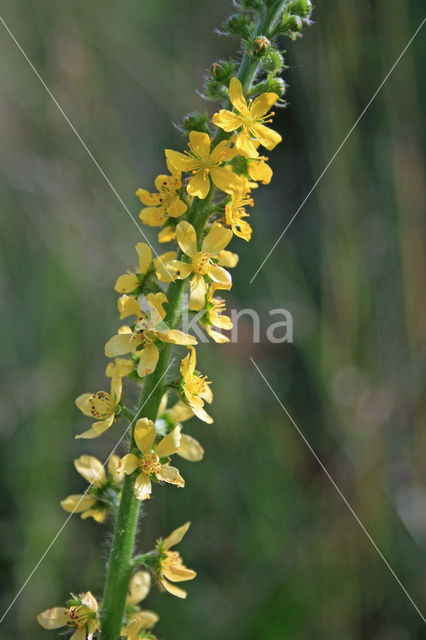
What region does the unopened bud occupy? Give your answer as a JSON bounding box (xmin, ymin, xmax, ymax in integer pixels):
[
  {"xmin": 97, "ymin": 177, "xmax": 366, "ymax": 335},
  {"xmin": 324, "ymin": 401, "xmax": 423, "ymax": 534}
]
[
  {"xmin": 289, "ymin": 0, "xmax": 313, "ymax": 19},
  {"xmin": 282, "ymin": 13, "xmax": 303, "ymax": 33},
  {"xmin": 248, "ymin": 35, "xmax": 271, "ymax": 57},
  {"xmin": 226, "ymin": 13, "xmax": 253, "ymax": 40},
  {"xmin": 211, "ymin": 59, "xmax": 235, "ymax": 82},
  {"xmin": 261, "ymin": 49, "xmax": 284, "ymax": 73},
  {"xmin": 182, "ymin": 111, "xmax": 210, "ymax": 134}
]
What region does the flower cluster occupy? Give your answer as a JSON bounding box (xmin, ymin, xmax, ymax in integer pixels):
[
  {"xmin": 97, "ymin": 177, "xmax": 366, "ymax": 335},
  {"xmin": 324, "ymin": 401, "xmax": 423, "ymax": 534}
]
[{"xmin": 37, "ymin": 0, "xmax": 313, "ymax": 637}]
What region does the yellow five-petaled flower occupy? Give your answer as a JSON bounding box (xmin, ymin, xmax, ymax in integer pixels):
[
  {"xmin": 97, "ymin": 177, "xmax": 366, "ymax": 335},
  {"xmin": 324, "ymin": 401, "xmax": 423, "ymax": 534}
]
[
  {"xmin": 167, "ymin": 221, "xmax": 233, "ymax": 311},
  {"xmin": 136, "ymin": 169, "xmax": 187, "ymax": 227},
  {"xmin": 166, "ymin": 130, "xmax": 241, "ymax": 199},
  {"xmin": 37, "ymin": 591, "xmax": 99, "ymax": 640},
  {"xmin": 119, "ymin": 417, "xmax": 184, "ymax": 500},
  {"xmin": 156, "ymin": 522, "xmax": 197, "ymax": 598},
  {"xmin": 212, "ymin": 77, "xmax": 282, "ymax": 158}
]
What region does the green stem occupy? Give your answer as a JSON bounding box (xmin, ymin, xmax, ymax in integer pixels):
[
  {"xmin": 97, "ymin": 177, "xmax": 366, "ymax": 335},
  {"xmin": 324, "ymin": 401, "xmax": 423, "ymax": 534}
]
[{"xmin": 100, "ymin": 4, "xmax": 288, "ymax": 637}]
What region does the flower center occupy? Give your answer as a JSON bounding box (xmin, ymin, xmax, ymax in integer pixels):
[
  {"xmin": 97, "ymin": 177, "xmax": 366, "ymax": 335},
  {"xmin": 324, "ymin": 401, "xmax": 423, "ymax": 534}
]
[
  {"xmin": 89, "ymin": 392, "xmax": 114, "ymax": 418},
  {"xmin": 186, "ymin": 374, "xmax": 209, "ymax": 396},
  {"xmin": 192, "ymin": 251, "xmax": 211, "ymax": 275},
  {"xmin": 67, "ymin": 605, "xmax": 90, "ymax": 628},
  {"xmin": 141, "ymin": 453, "xmax": 162, "ymax": 475}
]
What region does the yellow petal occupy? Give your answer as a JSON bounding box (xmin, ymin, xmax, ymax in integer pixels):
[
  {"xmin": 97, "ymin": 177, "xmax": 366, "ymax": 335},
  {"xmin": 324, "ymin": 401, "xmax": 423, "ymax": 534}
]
[
  {"xmin": 176, "ymin": 221, "xmax": 197, "ymax": 258},
  {"xmin": 105, "ymin": 357, "xmax": 134, "ymax": 378},
  {"xmin": 248, "ymin": 159, "xmax": 273, "ymax": 184},
  {"xmin": 115, "ymin": 273, "xmax": 140, "ymax": 294},
  {"xmin": 206, "ymin": 326, "xmax": 230, "ymax": 343},
  {"xmin": 217, "ymin": 249, "xmax": 239, "ymax": 268},
  {"xmin": 81, "ymin": 507, "xmax": 107, "ymax": 523},
  {"xmin": 37, "ymin": 607, "xmax": 68, "ymax": 630},
  {"xmin": 126, "ymin": 611, "xmax": 159, "ymax": 639},
  {"xmin": 192, "ymin": 404, "xmax": 213, "ymax": 424},
  {"xmin": 134, "ymin": 472, "xmax": 152, "ymax": 500},
  {"xmin": 202, "ymin": 222, "xmax": 232, "ymax": 255},
  {"xmin": 156, "ymin": 465, "xmax": 184, "ymax": 487},
  {"xmin": 210, "ymin": 166, "xmax": 242, "ymax": 195},
  {"xmin": 60, "ymin": 494, "xmax": 96, "ymax": 514},
  {"xmin": 120, "ymin": 454, "xmax": 141, "ymax": 474},
  {"xmin": 178, "ymin": 434, "xmax": 204, "ymax": 462},
  {"xmin": 105, "ymin": 333, "xmax": 134, "ymax": 358},
  {"xmin": 137, "ymin": 342, "xmax": 159, "ymax": 377},
  {"xmin": 134, "ymin": 417, "xmax": 156, "ymax": 454},
  {"xmin": 208, "ymin": 265, "xmax": 232, "ymax": 287},
  {"xmin": 107, "ymin": 454, "xmax": 124, "ymax": 484},
  {"xmin": 187, "ymin": 170, "xmax": 210, "ymax": 199},
  {"xmin": 110, "ymin": 376, "xmax": 122, "ymax": 403},
  {"xmin": 252, "ymin": 122, "xmax": 282, "ymax": 150},
  {"xmin": 161, "ymin": 578, "xmax": 187, "ymax": 598},
  {"xmin": 189, "ymin": 274, "xmax": 207, "ymax": 311},
  {"xmin": 188, "ymin": 131, "xmax": 211, "ymax": 159},
  {"xmin": 147, "ymin": 291, "xmax": 168, "ymax": 321},
  {"xmin": 162, "ymin": 564, "xmax": 197, "ymax": 583},
  {"xmin": 235, "ymin": 131, "xmax": 259, "ymax": 158},
  {"xmin": 165, "ymin": 259, "xmax": 193, "ymax": 280},
  {"xmin": 74, "ymin": 455, "xmax": 106, "ymax": 487},
  {"xmin": 70, "ymin": 626, "xmax": 86, "ymax": 640},
  {"xmin": 158, "ymin": 226, "xmax": 176, "ymax": 243},
  {"xmin": 75, "ymin": 415, "xmax": 114, "ymax": 439},
  {"xmin": 163, "ymin": 521, "xmax": 190, "ymax": 550},
  {"xmin": 210, "ymin": 139, "xmax": 236, "ymax": 164},
  {"xmin": 153, "ymin": 251, "xmax": 177, "ymax": 282},
  {"xmin": 167, "ymin": 196, "xmax": 187, "ymax": 218},
  {"xmin": 250, "ymin": 92, "xmax": 279, "ymax": 119},
  {"xmin": 126, "ymin": 571, "xmax": 151, "ymax": 605},
  {"xmin": 75, "ymin": 393, "xmax": 94, "ymax": 417},
  {"xmin": 212, "ymin": 109, "xmax": 242, "ymax": 132},
  {"xmin": 117, "ymin": 295, "xmax": 143, "ymax": 320},
  {"xmin": 136, "ymin": 188, "xmax": 159, "ymax": 206},
  {"xmin": 156, "ymin": 426, "xmax": 181, "ymax": 458},
  {"xmin": 228, "ymin": 77, "xmax": 248, "ymax": 114},
  {"xmin": 168, "ymin": 401, "xmax": 194, "ymax": 423},
  {"xmin": 155, "ymin": 328, "xmax": 197, "ymax": 345},
  {"xmin": 180, "ymin": 345, "xmax": 196, "ymax": 379},
  {"xmin": 135, "ymin": 242, "xmax": 152, "ymax": 273},
  {"xmin": 165, "ymin": 149, "xmax": 197, "ymax": 173},
  {"xmin": 139, "ymin": 206, "xmax": 168, "ymax": 227}
]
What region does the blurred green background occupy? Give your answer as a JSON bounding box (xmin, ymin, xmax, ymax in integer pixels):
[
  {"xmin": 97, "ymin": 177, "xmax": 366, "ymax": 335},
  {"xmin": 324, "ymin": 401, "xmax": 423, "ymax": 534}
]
[{"xmin": 0, "ymin": 1, "xmax": 425, "ymax": 638}]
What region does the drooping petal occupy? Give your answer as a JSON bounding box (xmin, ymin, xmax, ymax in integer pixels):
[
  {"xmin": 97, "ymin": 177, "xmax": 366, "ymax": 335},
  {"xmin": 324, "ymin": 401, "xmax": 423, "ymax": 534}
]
[
  {"xmin": 176, "ymin": 221, "xmax": 197, "ymax": 258},
  {"xmin": 248, "ymin": 158, "xmax": 273, "ymax": 184},
  {"xmin": 251, "ymin": 122, "xmax": 282, "ymax": 150},
  {"xmin": 105, "ymin": 332, "xmax": 134, "ymax": 357},
  {"xmin": 192, "ymin": 404, "xmax": 213, "ymax": 424},
  {"xmin": 107, "ymin": 454, "xmax": 124, "ymax": 484},
  {"xmin": 188, "ymin": 131, "xmax": 211, "ymax": 160},
  {"xmin": 156, "ymin": 465, "xmax": 184, "ymax": 487},
  {"xmin": 126, "ymin": 571, "xmax": 151, "ymax": 605},
  {"xmin": 202, "ymin": 222, "xmax": 232, "ymax": 255},
  {"xmin": 156, "ymin": 426, "xmax": 181, "ymax": 458},
  {"xmin": 136, "ymin": 188, "xmax": 159, "ymax": 206},
  {"xmin": 105, "ymin": 357, "xmax": 134, "ymax": 378},
  {"xmin": 137, "ymin": 343, "xmax": 159, "ymax": 378},
  {"xmin": 115, "ymin": 273, "xmax": 140, "ymax": 294},
  {"xmin": 228, "ymin": 76, "xmax": 248, "ymax": 114},
  {"xmin": 212, "ymin": 109, "xmax": 242, "ymax": 132},
  {"xmin": 153, "ymin": 251, "xmax": 176, "ymax": 282},
  {"xmin": 37, "ymin": 607, "xmax": 68, "ymax": 630},
  {"xmin": 119, "ymin": 454, "xmax": 141, "ymax": 475},
  {"xmin": 235, "ymin": 131, "xmax": 259, "ymax": 159},
  {"xmin": 168, "ymin": 401, "xmax": 194, "ymax": 423},
  {"xmin": 165, "ymin": 149, "xmax": 198, "ymax": 173},
  {"xmin": 75, "ymin": 415, "xmax": 114, "ymax": 439},
  {"xmin": 125, "ymin": 611, "xmax": 159, "ymax": 639},
  {"xmin": 161, "ymin": 578, "xmax": 187, "ymax": 598},
  {"xmin": 60, "ymin": 494, "xmax": 96, "ymax": 514},
  {"xmin": 165, "ymin": 259, "xmax": 193, "ymax": 280},
  {"xmin": 210, "ymin": 166, "xmax": 242, "ymax": 195},
  {"xmin": 75, "ymin": 393, "xmax": 94, "ymax": 417},
  {"xmin": 162, "ymin": 563, "xmax": 197, "ymax": 583},
  {"xmin": 70, "ymin": 626, "xmax": 86, "ymax": 640},
  {"xmin": 217, "ymin": 249, "xmax": 239, "ymax": 268},
  {"xmin": 167, "ymin": 196, "xmax": 187, "ymax": 218},
  {"xmin": 118, "ymin": 295, "xmax": 143, "ymax": 320},
  {"xmin": 178, "ymin": 434, "xmax": 204, "ymax": 462},
  {"xmin": 110, "ymin": 376, "xmax": 122, "ymax": 404},
  {"xmin": 187, "ymin": 170, "xmax": 210, "ymax": 199},
  {"xmin": 147, "ymin": 291, "xmax": 168, "ymax": 323},
  {"xmin": 250, "ymin": 91, "xmax": 279, "ymax": 119},
  {"xmin": 81, "ymin": 506, "xmax": 107, "ymax": 523},
  {"xmin": 135, "ymin": 242, "xmax": 152, "ymax": 273},
  {"xmin": 189, "ymin": 274, "xmax": 207, "ymax": 311},
  {"xmin": 74, "ymin": 455, "xmax": 106, "ymax": 487},
  {"xmin": 134, "ymin": 418, "xmax": 156, "ymax": 455},
  {"xmin": 180, "ymin": 346, "xmax": 196, "ymax": 379},
  {"xmin": 134, "ymin": 472, "xmax": 152, "ymax": 500}
]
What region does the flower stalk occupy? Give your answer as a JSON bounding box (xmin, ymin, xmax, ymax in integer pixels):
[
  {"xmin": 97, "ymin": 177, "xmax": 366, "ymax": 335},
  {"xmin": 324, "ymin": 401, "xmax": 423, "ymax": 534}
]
[{"xmin": 36, "ymin": 1, "xmax": 314, "ymax": 639}]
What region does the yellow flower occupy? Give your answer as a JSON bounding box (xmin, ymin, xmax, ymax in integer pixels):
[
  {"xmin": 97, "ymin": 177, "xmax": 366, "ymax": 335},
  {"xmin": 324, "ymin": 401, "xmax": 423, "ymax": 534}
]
[
  {"xmin": 105, "ymin": 292, "xmax": 197, "ymax": 377},
  {"xmin": 105, "ymin": 357, "xmax": 134, "ymax": 379},
  {"xmin": 216, "ymin": 248, "xmax": 239, "ymax": 268},
  {"xmin": 165, "ymin": 131, "xmax": 241, "ymax": 199},
  {"xmin": 156, "ymin": 522, "xmax": 196, "ymax": 598},
  {"xmin": 247, "ymin": 154, "xmax": 273, "ymax": 184},
  {"xmin": 157, "ymin": 397, "xmax": 204, "ymax": 462},
  {"xmin": 119, "ymin": 418, "xmax": 184, "ymax": 501},
  {"xmin": 75, "ymin": 377, "xmax": 122, "ymax": 439},
  {"xmin": 158, "ymin": 225, "xmax": 176, "ymax": 243},
  {"xmin": 225, "ymin": 185, "xmax": 254, "ymax": 241},
  {"xmin": 136, "ymin": 171, "xmax": 187, "ymax": 227},
  {"xmin": 37, "ymin": 591, "xmax": 99, "ymax": 640},
  {"xmin": 121, "ymin": 571, "xmax": 159, "ymax": 640},
  {"xmin": 212, "ymin": 77, "xmax": 282, "ymax": 158},
  {"xmin": 167, "ymin": 221, "xmax": 233, "ymax": 311},
  {"xmin": 61, "ymin": 455, "xmax": 123, "ymax": 523},
  {"xmin": 115, "ymin": 242, "xmax": 174, "ymax": 293},
  {"xmin": 180, "ymin": 346, "xmax": 213, "ymax": 423},
  {"xmin": 200, "ymin": 283, "xmax": 233, "ymax": 343}
]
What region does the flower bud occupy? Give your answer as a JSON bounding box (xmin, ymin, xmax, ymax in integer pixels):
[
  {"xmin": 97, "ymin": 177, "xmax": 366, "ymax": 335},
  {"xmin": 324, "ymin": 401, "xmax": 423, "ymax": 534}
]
[
  {"xmin": 226, "ymin": 13, "xmax": 253, "ymax": 40},
  {"xmin": 248, "ymin": 35, "xmax": 271, "ymax": 57},
  {"xmin": 211, "ymin": 59, "xmax": 235, "ymax": 82},
  {"xmin": 289, "ymin": 0, "xmax": 313, "ymax": 19},
  {"xmin": 261, "ymin": 49, "xmax": 284, "ymax": 74},
  {"xmin": 281, "ymin": 13, "xmax": 303, "ymax": 33},
  {"xmin": 205, "ymin": 78, "xmax": 228, "ymax": 101},
  {"xmin": 265, "ymin": 76, "xmax": 287, "ymax": 96},
  {"xmin": 182, "ymin": 111, "xmax": 210, "ymax": 134}
]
